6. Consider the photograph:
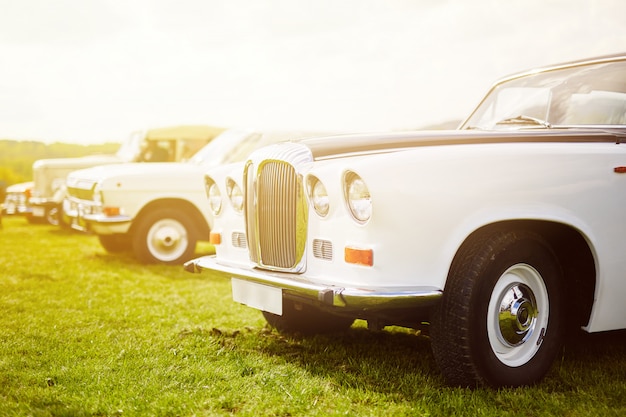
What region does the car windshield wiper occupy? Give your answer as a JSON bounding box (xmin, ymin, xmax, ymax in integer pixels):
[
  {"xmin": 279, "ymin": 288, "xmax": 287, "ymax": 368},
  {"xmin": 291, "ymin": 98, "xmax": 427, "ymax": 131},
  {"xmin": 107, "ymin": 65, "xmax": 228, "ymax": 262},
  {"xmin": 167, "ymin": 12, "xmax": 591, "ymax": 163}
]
[{"xmin": 495, "ymin": 115, "xmax": 552, "ymax": 128}]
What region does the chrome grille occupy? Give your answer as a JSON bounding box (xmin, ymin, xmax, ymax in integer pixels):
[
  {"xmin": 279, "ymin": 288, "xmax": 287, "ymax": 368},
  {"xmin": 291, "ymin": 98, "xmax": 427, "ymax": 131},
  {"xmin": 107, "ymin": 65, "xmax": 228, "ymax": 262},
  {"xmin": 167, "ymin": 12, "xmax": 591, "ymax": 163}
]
[
  {"xmin": 257, "ymin": 161, "xmax": 298, "ymax": 268},
  {"xmin": 244, "ymin": 142, "xmax": 312, "ymax": 272}
]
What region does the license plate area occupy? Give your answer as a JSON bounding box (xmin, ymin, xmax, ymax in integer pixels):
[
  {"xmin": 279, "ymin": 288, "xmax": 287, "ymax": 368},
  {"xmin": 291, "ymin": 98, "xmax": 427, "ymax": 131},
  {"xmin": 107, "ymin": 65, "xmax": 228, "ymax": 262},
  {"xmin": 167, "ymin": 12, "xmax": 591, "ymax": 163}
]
[{"xmin": 231, "ymin": 278, "xmax": 283, "ymax": 315}]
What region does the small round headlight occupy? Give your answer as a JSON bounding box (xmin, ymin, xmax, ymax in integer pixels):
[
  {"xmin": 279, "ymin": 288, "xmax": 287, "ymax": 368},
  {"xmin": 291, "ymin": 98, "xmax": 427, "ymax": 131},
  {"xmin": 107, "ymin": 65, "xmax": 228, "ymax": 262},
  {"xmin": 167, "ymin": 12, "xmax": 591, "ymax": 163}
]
[
  {"xmin": 205, "ymin": 177, "xmax": 222, "ymax": 215},
  {"xmin": 93, "ymin": 182, "xmax": 103, "ymax": 204},
  {"xmin": 226, "ymin": 178, "xmax": 244, "ymax": 213},
  {"xmin": 344, "ymin": 171, "xmax": 371, "ymax": 223},
  {"xmin": 307, "ymin": 175, "xmax": 329, "ymax": 217}
]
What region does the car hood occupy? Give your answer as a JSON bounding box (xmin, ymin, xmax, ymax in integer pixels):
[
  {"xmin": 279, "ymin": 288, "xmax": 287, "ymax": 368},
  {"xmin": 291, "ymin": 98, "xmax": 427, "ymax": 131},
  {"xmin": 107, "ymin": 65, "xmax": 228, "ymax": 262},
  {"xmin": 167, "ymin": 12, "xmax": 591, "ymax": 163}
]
[
  {"xmin": 33, "ymin": 154, "xmax": 122, "ymax": 170},
  {"xmin": 298, "ymin": 128, "xmax": 624, "ymax": 160},
  {"xmin": 6, "ymin": 181, "xmax": 34, "ymax": 193},
  {"xmin": 67, "ymin": 162, "xmax": 206, "ymax": 187}
]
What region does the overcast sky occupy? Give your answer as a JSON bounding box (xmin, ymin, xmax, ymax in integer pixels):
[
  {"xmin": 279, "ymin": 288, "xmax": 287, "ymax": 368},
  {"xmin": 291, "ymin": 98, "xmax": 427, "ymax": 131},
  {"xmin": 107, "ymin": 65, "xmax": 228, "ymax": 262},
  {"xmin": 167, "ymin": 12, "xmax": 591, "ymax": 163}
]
[{"xmin": 1, "ymin": 0, "xmax": 625, "ymax": 144}]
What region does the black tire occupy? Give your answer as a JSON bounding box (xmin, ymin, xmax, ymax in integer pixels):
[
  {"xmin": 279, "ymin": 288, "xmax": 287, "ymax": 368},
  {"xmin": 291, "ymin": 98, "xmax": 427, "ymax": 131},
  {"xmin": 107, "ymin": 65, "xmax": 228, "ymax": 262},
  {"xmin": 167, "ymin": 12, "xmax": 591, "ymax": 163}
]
[
  {"xmin": 98, "ymin": 234, "xmax": 132, "ymax": 253},
  {"xmin": 262, "ymin": 300, "xmax": 355, "ymax": 335},
  {"xmin": 431, "ymin": 230, "xmax": 564, "ymax": 388},
  {"xmin": 131, "ymin": 208, "xmax": 198, "ymax": 264}
]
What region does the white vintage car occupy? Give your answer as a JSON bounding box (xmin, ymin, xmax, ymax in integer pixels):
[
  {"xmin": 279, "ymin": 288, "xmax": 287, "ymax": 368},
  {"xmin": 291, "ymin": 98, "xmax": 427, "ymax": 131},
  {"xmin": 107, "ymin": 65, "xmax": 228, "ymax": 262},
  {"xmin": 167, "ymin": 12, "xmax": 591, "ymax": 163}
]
[
  {"xmin": 185, "ymin": 53, "xmax": 626, "ymax": 387},
  {"xmin": 28, "ymin": 125, "xmax": 222, "ymax": 225},
  {"xmin": 2, "ymin": 181, "xmax": 33, "ymax": 216},
  {"xmin": 64, "ymin": 129, "xmax": 323, "ymax": 264}
]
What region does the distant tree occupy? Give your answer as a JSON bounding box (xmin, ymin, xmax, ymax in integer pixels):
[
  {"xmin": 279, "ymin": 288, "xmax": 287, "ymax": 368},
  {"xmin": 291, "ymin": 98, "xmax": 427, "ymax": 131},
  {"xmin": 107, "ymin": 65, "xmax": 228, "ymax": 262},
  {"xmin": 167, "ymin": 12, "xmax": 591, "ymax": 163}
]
[{"xmin": 0, "ymin": 140, "xmax": 120, "ymax": 186}]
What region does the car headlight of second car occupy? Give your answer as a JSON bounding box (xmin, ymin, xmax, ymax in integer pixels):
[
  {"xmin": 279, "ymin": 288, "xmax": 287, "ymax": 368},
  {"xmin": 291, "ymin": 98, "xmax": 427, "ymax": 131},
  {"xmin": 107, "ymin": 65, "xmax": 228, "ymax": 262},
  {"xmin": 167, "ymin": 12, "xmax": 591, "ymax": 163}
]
[
  {"xmin": 226, "ymin": 177, "xmax": 244, "ymax": 213},
  {"xmin": 343, "ymin": 171, "xmax": 371, "ymax": 224},
  {"xmin": 92, "ymin": 182, "xmax": 104, "ymax": 204},
  {"xmin": 205, "ymin": 176, "xmax": 222, "ymax": 215}
]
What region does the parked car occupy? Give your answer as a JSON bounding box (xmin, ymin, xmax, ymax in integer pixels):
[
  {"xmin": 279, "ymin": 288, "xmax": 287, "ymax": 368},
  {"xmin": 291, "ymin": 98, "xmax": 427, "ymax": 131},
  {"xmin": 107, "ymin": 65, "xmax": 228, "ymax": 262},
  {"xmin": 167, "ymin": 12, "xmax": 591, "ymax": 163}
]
[
  {"xmin": 64, "ymin": 129, "xmax": 325, "ymax": 264},
  {"xmin": 185, "ymin": 53, "xmax": 626, "ymax": 387},
  {"xmin": 1, "ymin": 181, "xmax": 33, "ymax": 217},
  {"xmin": 27, "ymin": 125, "xmax": 223, "ymax": 225}
]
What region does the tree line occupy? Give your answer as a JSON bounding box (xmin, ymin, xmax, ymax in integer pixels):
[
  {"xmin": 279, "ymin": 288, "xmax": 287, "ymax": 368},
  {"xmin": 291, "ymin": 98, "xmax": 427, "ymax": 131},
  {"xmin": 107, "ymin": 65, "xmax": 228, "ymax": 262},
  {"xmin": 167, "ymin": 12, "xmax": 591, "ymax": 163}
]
[{"xmin": 0, "ymin": 139, "xmax": 120, "ymax": 186}]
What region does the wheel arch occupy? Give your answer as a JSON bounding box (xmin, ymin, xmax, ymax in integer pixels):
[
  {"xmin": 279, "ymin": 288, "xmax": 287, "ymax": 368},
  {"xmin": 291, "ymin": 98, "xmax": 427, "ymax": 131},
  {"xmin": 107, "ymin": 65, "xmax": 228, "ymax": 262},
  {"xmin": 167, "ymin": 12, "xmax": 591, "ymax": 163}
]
[
  {"xmin": 451, "ymin": 220, "xmax": 596, "ymax": 331},
  {"xmin": 129, "ymin": 198, "xmax": 210, "ymax": 240}
]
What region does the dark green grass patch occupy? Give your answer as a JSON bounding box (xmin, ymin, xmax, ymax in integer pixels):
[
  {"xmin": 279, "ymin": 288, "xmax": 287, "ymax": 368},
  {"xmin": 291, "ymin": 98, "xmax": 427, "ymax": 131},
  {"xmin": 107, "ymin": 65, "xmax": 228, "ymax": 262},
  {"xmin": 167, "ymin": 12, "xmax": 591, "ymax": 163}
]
[{"xmin": 0, "ymin": 217, "xmax": 624, "ymax": 416}]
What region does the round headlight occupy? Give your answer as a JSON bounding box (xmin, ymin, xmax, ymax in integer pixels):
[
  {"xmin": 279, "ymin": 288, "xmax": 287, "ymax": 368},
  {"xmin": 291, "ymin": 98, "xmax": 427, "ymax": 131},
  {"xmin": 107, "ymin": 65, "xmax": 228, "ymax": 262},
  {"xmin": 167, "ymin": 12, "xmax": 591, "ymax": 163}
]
[
  {"xmin": 205, "ymin": 177, "xmax": 222, "ymax": 215},
  {"xmin": 226, "ymin": 178, "xmax": 244, "ymax": 213},
  {"xmin": 344, "ymin": 171, "xmax": 371, "ymax": 223},
  {"xmin": 307, "ymin": 175, "xmax": 329, "ymax": 217},
  {"xmin": 92, "ymin": 182, "xmax": 103, "ymax": 204}
]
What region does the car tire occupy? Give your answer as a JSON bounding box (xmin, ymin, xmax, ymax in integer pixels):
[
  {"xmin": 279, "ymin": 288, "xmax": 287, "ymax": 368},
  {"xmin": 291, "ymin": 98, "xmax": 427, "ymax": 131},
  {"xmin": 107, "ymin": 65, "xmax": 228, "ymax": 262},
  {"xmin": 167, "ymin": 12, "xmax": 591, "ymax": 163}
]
[
  {"xmin": 132, "ymin": 207, "xmax": 197, "ymax": 264},
  {"xmin": 431, "ymin": 230, "xmax": 564, "ymax": 387},
  {"xmin": 98, "ymin": 234, "xmax": 132, "ymax": 253},
  {"xmin": 262, "ymin": 300, "xmax": 355, "ymax": 335}
]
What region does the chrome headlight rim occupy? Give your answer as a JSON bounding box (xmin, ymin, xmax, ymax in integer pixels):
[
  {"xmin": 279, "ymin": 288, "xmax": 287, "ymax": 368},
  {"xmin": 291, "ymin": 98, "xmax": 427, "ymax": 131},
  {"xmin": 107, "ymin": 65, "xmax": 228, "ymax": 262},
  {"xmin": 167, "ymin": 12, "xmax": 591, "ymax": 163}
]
[
  {"xmin": 343, "ymin": 170, "xmax": 371, "ymax": 224},
  {"xmin": 92, "ymin": 182, "xmax": 104, "ymax": 204},
  {"xmin": 226, "ymin": 177, "xmax": 244, "ymax": 214},
  {"xmin": 205, "ymin": 176, "xmax": 222, "ymax": 215},
  {"xmin": 307, "ymin": 174, "xmax": 329, "ymax": 218}
]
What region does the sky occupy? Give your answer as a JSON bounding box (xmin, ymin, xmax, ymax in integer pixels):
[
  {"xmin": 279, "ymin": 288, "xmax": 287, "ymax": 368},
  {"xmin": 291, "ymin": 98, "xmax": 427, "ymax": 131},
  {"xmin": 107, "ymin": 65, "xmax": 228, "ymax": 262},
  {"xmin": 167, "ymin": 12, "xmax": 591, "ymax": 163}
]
[{"xmin": 1, "ymin": 0, "xmax": 625, "ymax": 145}]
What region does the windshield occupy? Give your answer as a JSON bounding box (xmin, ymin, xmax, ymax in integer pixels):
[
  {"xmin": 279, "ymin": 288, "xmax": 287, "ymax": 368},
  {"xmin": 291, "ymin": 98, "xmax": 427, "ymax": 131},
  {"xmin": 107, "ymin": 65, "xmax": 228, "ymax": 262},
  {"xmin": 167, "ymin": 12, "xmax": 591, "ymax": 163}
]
[
  {"xmin": 462, "ymin": 60, "xmax": 626, "ymax": 130},
  {"xmin": 188, "ymin": 129, "xmax": 319, "ymax": 168},
  {"xmin": 189, "ymin": 129, "xmax": 259, "ymax": 167},
  {"xmin": 115, "ymin": 130, "xmax": 146, "ymax": 161}
]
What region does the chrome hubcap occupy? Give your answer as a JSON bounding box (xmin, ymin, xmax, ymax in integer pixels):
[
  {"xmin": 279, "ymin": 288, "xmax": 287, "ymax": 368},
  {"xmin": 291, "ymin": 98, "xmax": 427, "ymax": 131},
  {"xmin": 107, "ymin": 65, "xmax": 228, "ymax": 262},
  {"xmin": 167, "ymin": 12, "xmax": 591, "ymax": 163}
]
[
  {"xmin": 487, "ymin": 263, "xmax": 549, "ymax": 367},
  {"xmin": 147, "ymin": 219, "xmax": 188, "ymax": 261},
  {"xmin": 497, "ymin": 283, "xmax": 538, "ymax": 347}
]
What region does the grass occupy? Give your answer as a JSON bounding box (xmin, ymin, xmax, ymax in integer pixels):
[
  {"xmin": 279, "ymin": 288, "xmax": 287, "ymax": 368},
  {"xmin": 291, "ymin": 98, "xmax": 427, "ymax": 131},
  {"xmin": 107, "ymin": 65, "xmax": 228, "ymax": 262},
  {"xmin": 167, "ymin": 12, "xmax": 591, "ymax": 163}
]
[{"xmin": 0, "ymin": 215, "xmax": 625, "ymax": 416}]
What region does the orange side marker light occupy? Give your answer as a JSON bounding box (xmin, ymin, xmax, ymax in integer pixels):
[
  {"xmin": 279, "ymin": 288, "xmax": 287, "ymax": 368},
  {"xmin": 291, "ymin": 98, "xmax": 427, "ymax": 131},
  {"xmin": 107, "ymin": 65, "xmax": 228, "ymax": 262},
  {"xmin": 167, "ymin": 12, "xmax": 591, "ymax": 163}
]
[
  {"xmin": 103, "ymin": 206, "xmax": 121, "ymax": 217},
  {"xmin": 344, "ymin": 246, "xmax": 373, "ymax": 266},
  {"xmin": 209, "ymin": 232, "xmax": 222, "ymax": 245}
]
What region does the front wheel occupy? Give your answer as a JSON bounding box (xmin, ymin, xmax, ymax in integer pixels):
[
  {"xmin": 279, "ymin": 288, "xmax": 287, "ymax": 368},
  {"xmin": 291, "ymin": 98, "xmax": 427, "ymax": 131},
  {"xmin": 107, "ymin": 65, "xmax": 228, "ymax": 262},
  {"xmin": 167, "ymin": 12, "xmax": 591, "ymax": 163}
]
[
  {"xmin": 131, "ymin": 208, "xmax": 198, "ymax": 264},
  {"xmin": 431, "ymin": 230, "xmax": 564, "ymax": 387}
]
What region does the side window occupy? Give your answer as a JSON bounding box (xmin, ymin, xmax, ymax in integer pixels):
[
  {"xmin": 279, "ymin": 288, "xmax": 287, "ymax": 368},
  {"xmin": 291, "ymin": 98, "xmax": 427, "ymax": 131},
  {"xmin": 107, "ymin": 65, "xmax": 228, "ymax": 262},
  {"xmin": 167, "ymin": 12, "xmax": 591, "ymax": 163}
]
[{"xmin": 140, "ymin": 140, "xmax": 171, "ymax": 162}]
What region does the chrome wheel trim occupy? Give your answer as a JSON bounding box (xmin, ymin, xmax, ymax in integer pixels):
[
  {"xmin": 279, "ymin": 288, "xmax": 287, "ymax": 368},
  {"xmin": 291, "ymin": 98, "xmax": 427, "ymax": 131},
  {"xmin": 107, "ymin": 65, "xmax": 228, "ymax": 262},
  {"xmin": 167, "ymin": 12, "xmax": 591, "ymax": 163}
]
[
  {"xmin": 146, "ymin": 218, "xmax": 188, "ymax": 262},
  {"xmin": 47, "ymin": 207, "xmax": 60, "ymax": 226},
  {"xmin": 487, "ymin": 263, "xmax": 549, "ymax": 367}
]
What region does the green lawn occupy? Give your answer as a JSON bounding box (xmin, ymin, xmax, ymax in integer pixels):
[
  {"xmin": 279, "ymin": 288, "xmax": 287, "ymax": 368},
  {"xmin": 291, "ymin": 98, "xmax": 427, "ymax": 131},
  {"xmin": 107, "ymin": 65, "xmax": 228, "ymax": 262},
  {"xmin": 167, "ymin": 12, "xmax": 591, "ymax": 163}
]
[{"xmin": 0, "ymin": 216, "xmax": 624, "ymax": 416}]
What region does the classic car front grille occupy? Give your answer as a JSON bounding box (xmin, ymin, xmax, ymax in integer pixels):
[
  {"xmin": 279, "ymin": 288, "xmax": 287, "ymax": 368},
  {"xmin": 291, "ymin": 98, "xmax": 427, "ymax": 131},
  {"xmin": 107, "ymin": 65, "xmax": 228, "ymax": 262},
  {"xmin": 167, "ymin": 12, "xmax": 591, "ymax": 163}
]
[
  {"xmin": 244, "ymin": 143, "xmax": 312, "ymax": 272},
  {"xmin": 256, "ymin": 161, "xmax": 298, "ymax": 269}
]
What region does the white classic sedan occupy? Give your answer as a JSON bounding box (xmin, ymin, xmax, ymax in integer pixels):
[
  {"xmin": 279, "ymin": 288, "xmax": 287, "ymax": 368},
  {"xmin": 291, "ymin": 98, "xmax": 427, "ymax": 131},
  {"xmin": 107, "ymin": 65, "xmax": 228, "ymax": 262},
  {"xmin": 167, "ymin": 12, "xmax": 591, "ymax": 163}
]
[
  {"xmin": 64, "ymin": 129, "xmax": 321, "ymax": 264},
  {"xmin": 185, "ymin": 53, "xmax": 626, "ymax": 387}
]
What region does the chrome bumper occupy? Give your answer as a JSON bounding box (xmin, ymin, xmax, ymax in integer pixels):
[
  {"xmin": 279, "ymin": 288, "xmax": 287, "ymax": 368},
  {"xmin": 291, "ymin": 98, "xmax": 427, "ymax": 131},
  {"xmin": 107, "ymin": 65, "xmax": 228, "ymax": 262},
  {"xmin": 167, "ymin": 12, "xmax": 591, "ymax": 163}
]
[
  {"xmin": 184, "ymin": 255, "xmax": 442, "ymax": 312},
  {"xmin": 64, "ymin": 199, "xmax": 132, "ymax": 234}
]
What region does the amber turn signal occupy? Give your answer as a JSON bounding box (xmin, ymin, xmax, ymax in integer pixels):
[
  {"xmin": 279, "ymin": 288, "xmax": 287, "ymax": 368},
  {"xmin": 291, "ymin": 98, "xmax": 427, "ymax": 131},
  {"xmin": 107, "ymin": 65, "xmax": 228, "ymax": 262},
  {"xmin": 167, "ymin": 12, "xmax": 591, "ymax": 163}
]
[
  {"xmin": 209, "ymin": 232, "xmax": 222, "ymax": 245},
  {"xmin": 344, "ymin": 246, "xmax": 373, "ymax": 266},
  {"xmin": 103, "ymin": 206, "xmax": 120, "ymax": 217}
]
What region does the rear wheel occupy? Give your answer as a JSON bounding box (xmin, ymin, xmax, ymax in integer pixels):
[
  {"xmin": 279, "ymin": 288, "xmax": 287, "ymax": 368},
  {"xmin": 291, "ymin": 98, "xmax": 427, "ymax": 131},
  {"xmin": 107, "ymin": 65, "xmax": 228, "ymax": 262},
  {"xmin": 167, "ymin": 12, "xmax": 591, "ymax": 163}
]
[
  {"xmin": 263, "ymin": 300, "xmax": 355, "ymax": 335},
  {"xmin": 431, "ymin": 230, "xmax": 564, "ymax": 387},
  {"xmin": 132, "ymin": 208, "xmax": 198, "ymax": 264}
]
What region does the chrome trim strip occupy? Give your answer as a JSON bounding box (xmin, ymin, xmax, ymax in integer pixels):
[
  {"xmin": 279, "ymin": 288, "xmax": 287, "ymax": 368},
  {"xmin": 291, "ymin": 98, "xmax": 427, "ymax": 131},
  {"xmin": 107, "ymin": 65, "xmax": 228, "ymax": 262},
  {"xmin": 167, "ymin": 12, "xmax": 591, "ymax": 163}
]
[{"xmin": 184, "ymin": 255, "xmax": 442, "ymax": 311}]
